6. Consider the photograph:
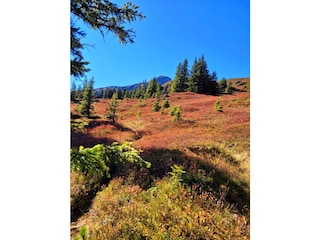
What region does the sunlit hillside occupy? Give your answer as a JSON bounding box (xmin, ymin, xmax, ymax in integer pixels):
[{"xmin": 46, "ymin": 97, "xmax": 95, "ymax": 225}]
[{"xmin": 70, "ymin": 77, "xmax": 250, "ymax": 239}]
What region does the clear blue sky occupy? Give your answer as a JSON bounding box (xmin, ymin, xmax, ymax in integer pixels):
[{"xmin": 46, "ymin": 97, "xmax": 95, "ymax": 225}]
[{"xmin": 71, "ymin": 0, "xmax": 250, "ymax": 89}]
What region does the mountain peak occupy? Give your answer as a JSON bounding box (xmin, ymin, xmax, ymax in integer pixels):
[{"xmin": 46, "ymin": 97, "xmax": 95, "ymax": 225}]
[
  {"xmin": 96, "ymin": 76, "xmax": 172, "ymax": 91},
  {"xmin": 155, "ymin": 76, "xmax": 171, "ymax": 85}
]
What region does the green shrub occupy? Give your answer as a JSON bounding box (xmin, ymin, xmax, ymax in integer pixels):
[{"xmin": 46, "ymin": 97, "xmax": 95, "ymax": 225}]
[
  {"xmin": 225, "ymin": 84, "xmax": 232, "ymax": 94},
  {"xmin": 169, "ymin": 106, "xmax": 176, "ymax": 116},
  {"xmin": 71, "ymin": 142, "xmax": 150, "ymax": 178},
  {"xmin": 71, "ymin": 120, "xmax": 89, "ymax": 131},
  {"xmin": 152, "ymin": 99, "xmax": 161, "ymax": 112},
  {"xmin": 169, "ymin": 165, "xmax": 186, "ymax": 182},
  {"xmin": 162, "ymin": 98, "xmax": 170, "ymax": 108},
  {"xmin": 70, "ymin": 142, "xmax": 151, "ymax": 210},
  {"xmin": 214, "ymin": 100, "xmax": 223, "ymax": 112},
  {"xmin": 71, "ymin": 144, "xmax": 110, "ymax": 179},
  {"xmin": 174, "ymin": 108, "xmax": 182, "ymax": 121},
  {"xmin": 72, "ymin": 226, "xmax": 88, "ymax": 240},
  {"xmin": 169, "ymin": 106, "xmax": 182, "ymax": 121}
]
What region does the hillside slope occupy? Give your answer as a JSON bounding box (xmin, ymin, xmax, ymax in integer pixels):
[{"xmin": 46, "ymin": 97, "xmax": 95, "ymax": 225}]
[
  {"xmin": 72, "ymin": 78, "xmax": 249, "ymax": 150},
  {"xmin": 70, "ymin": 77, "xmax": 250, "ymax": 239}
]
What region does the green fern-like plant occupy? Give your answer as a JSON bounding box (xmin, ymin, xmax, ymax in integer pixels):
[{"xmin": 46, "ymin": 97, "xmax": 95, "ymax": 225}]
[
  {"xmin": 169, "ymin": 165, "xmax": 186, "ymax": 182},
  {"xmin": 73, "ymin": 226, "xmax": 88, "ymax": 240},
  {"xmin": 71, "ymin": 142, "xmax": 151, "ymax": 180}
]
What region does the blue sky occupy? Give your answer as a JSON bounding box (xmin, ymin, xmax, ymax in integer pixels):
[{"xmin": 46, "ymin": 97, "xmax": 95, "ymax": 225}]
[{"xmin": 71, "ymin": 0, "xmax": 250, "ymax": 89}]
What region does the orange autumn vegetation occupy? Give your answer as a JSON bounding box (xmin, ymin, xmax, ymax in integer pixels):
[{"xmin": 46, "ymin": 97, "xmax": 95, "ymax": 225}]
[{"xmin": 71, "ymin": 78, "xmax": 250, "ymax": 239}]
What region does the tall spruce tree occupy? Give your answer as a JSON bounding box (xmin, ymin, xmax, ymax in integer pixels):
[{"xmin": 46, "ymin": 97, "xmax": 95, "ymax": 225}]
[
  {"xmin": 198, "ymin": 54, "xmax": 211, "ymax": 93},
  {"xmin": 208, "ymin": 71, "xmax": 218, "ymax": 95},
  {"xmin": 79, "ymin": 78, "xmax": 95, "ymax": 117},
  {"xmin": 171, "ymin": 59, "xmax": 189, "ymax": 92},
  {"xmin": 188, "ymin": 55, "xmax": 213, "ymax": 94},
  {"xmin": 171, "ymin": 62, "xmax": 181, "ymax": 92},
  {"xmin": 187, "ymin": 58, "xmax": 199, "ymax": 92},
  {"xmin": 145, "ymin": 78, "xmax": 160, "ymax": 98}
]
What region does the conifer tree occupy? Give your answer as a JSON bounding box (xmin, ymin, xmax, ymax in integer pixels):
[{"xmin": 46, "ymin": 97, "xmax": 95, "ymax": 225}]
[
  {"xmin": 145, "ymin": 78, "xmax": 160, "ymax": 98},
  {"xmin": 107, "ymin": 93, "xmax": 118, "ymax": 124},
  {"xmin": 171, "ymin": 62, "xmax": 181, "ymax": 92},
  {"xmin": 174, "ymin": 107, "xmax": 182, "ymax": 121},
  {"xmin": 133, "ymin": 82, "xmax": 147, "ymax": 99},
  {"xmin": 123, "ymin": 89, "xmax": 130, "ymax": 99},
  {"xmin": 184, "ymin": 55, "xmax": 218, "ymax": 95},
  {"xmin": 198, "ymin": 55, "xmax": 211, "ymax": 93},
  {"xmin": 187, "ymin": 58, "xmax": 199, "ymax": 92},
  {"xmin": 208, "ymin": 71, "xmax": 218, "ymax": 95},
  {"xmin": 169, "ymin": 106, "xmax": 182, "ymax": 121},
  {"xmin": 103, "ymin": 88, "xmax": 108, "ymax": 98},
  {"xmin": 225, "ymin": 80, "xmax": 233, "ymax": 94},
  {"xmin": 171, "ymin": 59, "xmax": 189, "ymax": 92},
  {"xmin": 155, "ymin": 82, "xmax": 161, "ymax": 98},
  {"xmin": 115, "ymin": 88, "xmax": 123, "ymax": 100},
  {"xmin": 162, "ymin": 98, "xmax": 170, "ymax": 108},
  {"xmin": 71, "ymin": 0, "xmax": 145, "ymax": 78},
  {"xmin": 152, "ymin": 98, "xmax": 161, "ymax": 112},
  {"xmin": 71, "ymin": 24, "xmax": 90, "ymax": 78},
  {"xmin": 218, "ymin": 78, "xmax": 227, "ymax": 93},
  {"xmin": 79, "ymin": 77, "xmax": 95, "ymax": 117},
  {"xmin": 162, "ymin": 84, "xmax": 169, "ymax": 97}
]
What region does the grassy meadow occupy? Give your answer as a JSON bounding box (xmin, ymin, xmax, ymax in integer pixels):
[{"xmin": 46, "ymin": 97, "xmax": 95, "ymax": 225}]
[{"xmin": 70, "ymin": 78, "xmax": 250, "ymax": 239}]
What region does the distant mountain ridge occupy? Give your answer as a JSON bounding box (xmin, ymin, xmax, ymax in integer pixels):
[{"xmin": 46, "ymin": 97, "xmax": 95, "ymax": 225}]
[{"xmin": 95, "ymin": 76, "xmax": 172, "ymax": 91}]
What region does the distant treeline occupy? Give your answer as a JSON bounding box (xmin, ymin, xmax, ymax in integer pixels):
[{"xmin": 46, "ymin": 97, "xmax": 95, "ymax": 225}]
[{"xmin": 71, "ymin": 55, "xmax": 235, "ymax": 101}]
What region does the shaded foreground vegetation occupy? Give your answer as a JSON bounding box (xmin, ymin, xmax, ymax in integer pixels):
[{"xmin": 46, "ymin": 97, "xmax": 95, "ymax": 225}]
[
  {"xmin": 73, "ymin": 174, "xmax": 249, "ymax": 240},
  {"xmin": 71, "ymin": 78, "xmax": 250, "ymax": 239}
]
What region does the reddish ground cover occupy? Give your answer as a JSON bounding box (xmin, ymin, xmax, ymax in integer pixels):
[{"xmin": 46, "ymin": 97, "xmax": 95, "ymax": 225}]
[{"xmin": 71, "ymin": 78, "xmax": 250, "ymax": 153}]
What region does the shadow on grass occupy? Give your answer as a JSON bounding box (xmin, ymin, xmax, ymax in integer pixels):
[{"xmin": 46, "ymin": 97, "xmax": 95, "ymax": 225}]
[
  {"xmin": 70, "ymin": 120, "xmax": 249, "ymax": 221},
  {"xmin": 71, "ymin": 113, "xmax": 81, "ymax": 120},
  {"xmin": 71, "ymin": 120, "xmax": 139, "ymax": 148},
  {"xmin": 70, "ymin": 145, "xmax": 250, "ymax": 223},
  {"xmin": 85, "ymin": 119, "xmax": 136, "ymax": 132},
  {"xmin": 140, "ymin": 147, "xmax": 250, "ymax": 214},
  {"xmin": 71, "ymin": 130, "xmax": 117, "ymax": 148},
  {"xmin": 70, "ymin": 121, "xmax": 146, "ymax": 222},
  {"xmin": 71, "ymin": 182, "xmax": 101, "ymax": 223}
]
